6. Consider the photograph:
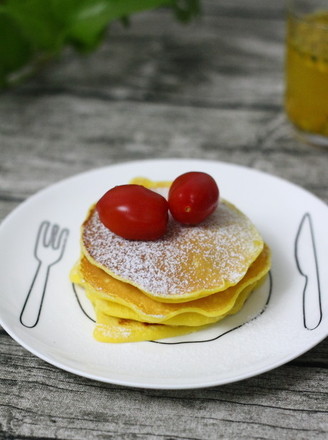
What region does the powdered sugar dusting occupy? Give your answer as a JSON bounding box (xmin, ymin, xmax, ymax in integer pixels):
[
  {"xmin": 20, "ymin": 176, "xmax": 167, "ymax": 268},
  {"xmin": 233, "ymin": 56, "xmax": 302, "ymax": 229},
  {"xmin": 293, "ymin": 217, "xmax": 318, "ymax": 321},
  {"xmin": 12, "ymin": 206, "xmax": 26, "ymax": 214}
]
[{"xmin": 81, "ymin": 198, "xmax": 263, "ymax": 299}]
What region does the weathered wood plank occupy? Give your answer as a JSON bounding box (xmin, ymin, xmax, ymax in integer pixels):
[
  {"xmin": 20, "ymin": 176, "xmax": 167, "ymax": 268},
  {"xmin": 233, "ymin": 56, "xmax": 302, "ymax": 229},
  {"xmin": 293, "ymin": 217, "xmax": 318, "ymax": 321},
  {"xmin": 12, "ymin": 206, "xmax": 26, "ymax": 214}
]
[
  {"xmin": 13, "ymin": 2, "xmax": 286, "ymax": 109},
  {"xmin": 0, "ymin": 97, "xmax": 327, "ymax": 204},
  {"xmin": 0, "ymin": 332, "xmax": 327, "ymax": 440}
]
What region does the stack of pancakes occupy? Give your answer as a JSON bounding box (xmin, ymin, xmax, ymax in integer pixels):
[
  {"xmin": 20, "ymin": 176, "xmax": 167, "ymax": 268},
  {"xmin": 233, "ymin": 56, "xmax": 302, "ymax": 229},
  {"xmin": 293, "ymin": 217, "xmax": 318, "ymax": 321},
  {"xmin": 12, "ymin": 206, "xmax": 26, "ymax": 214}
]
[{"xmin": 70, "ymin": 178, "xmax": 271, "ymax": 343}]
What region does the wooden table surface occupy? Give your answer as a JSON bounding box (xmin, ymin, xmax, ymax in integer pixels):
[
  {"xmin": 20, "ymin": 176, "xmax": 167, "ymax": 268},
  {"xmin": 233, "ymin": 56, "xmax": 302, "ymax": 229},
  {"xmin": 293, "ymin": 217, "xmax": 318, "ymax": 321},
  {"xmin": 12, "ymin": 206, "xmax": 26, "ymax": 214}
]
[{"xmin": 1, "ymin": 1, "xmax": 327, "ymax": 439}]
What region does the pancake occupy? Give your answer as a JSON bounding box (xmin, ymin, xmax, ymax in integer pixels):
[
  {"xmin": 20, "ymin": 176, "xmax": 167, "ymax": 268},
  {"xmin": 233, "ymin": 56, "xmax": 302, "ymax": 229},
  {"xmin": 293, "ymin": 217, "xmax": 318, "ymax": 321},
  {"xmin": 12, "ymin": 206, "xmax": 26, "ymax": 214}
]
[
  {"xmin": 71, "ymin": 244, "xmax": 270, "ymax": 326},
  {"xmin": 71, "ymin": 177, "xmax": 270, "ymax": 343},
  {"xmin": 81, "ymin": 200, "xmax": 264, "ymax": 303},
  {"xmin": 92, "ymin": 278, "xmax": 266, "ymax": 343},
  {"xmin": 93, "ymin": 311, "xmax": 206, "ymax": 343}
]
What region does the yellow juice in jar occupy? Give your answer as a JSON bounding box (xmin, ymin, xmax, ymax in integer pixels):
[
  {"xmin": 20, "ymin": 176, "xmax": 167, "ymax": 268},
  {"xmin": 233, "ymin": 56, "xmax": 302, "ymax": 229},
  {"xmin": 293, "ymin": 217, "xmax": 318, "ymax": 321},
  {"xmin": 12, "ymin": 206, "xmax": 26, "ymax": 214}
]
[{"xmin": 285, "ymin": 11, "xmax": 328, "ymax": 137}]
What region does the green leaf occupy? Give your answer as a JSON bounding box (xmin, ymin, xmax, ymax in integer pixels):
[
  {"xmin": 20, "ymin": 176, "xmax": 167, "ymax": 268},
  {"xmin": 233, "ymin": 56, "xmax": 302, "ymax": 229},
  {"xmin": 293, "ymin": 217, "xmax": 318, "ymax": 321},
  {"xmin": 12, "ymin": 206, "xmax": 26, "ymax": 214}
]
[
  {"xmin": 62, "ymin": 0, "xmax": 174, "ymax": 51},
  {"xmin": 172, "ymin": 0, "xmax": 201, "ymax": 22},
  {"xmin": 0, "ymin": 0, "xmax": 201, "ymax": 87},
  {"xmin": 5, "ymin": 0, "xmax": 66, "ymax": 52},
  {"xmin": 0, "ymin": 12, "xmax": 32, "ymax": 85}
]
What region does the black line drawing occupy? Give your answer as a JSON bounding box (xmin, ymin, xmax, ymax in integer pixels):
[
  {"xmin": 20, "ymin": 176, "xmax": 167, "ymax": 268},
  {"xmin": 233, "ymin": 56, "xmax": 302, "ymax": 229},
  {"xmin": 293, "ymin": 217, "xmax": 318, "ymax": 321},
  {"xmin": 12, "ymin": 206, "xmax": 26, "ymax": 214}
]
[
  {"xmin": 295, "ymin": 213, "xmax": 322, "ymax": 330},
  {"xmin": 72, "ymin": 271, "xmax": 272, "ymax": 345},
  {"xmin": 72, "ymin": 283, "xmax": 96, "ymax": 322},
  {"xmin": 20, "ymin": 221, "xmax": 69, "ymax": 328}
]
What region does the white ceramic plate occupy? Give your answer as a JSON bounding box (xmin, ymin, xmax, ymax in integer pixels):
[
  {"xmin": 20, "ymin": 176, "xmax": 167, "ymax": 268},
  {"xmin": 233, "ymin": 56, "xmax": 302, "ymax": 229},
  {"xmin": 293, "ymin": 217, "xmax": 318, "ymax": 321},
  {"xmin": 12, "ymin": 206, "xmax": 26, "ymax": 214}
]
[{"xmin": 0, "ymin": 159, "xmax": 327, "ymax": 389}]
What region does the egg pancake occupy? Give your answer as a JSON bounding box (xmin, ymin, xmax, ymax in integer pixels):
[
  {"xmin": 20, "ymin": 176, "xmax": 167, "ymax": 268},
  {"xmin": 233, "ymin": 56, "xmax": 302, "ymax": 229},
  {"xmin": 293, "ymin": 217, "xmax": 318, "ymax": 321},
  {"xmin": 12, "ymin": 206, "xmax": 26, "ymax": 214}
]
[
  {"xmin": 71, "ymin": 244, "xmax": 270, "ymax": 326},
  {"xmin": 81, "ymin": 200, "xmax": 264, "ymax": 302},
  {"xmin": 93, "ymin": 311, "xmax": 206, "ymax": 343},
  {"xmin": 85, "ymin": 277, "xmax": 265, "ymax": 343},
  {"xmin": 71, "ymin": 178, "xmax": 270, "ymax": 343}
]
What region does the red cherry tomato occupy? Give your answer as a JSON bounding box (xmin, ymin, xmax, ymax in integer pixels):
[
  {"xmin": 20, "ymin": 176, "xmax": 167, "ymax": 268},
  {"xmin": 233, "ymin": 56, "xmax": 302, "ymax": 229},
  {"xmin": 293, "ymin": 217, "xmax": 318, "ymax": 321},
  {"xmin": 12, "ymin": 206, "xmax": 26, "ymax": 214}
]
[
  {"xmin": 96, "ymin": 184, "xmax": 169, "ymax": 240},
  {"xmin": 168, "ymin": 172, "xmax": 219, "ymax": 225}
]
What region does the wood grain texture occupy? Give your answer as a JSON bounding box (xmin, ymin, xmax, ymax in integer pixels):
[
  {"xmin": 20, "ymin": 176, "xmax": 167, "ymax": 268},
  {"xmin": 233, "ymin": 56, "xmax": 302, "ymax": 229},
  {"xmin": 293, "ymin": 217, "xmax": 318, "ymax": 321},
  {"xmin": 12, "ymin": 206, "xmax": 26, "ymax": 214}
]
[{"xmin": 0, "ymin": 0, "xmax": 327, "ymax": 439}]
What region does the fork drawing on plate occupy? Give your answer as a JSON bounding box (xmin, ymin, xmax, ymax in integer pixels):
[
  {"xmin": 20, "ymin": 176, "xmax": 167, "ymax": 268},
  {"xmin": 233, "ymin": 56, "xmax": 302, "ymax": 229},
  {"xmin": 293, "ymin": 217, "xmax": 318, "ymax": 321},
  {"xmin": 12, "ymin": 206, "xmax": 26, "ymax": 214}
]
[{"xmin": 20, "ymin": 221, "xmax": 69, "ymax": 328}]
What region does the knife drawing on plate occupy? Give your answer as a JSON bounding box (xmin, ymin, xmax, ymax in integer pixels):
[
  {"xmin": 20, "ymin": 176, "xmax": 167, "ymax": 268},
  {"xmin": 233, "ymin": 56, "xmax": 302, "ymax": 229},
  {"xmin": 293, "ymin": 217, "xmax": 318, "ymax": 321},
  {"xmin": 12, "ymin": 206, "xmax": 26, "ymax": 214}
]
[{"xmin": 295, "ymin": 213, "xmax": 322, "ymax": 330}]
